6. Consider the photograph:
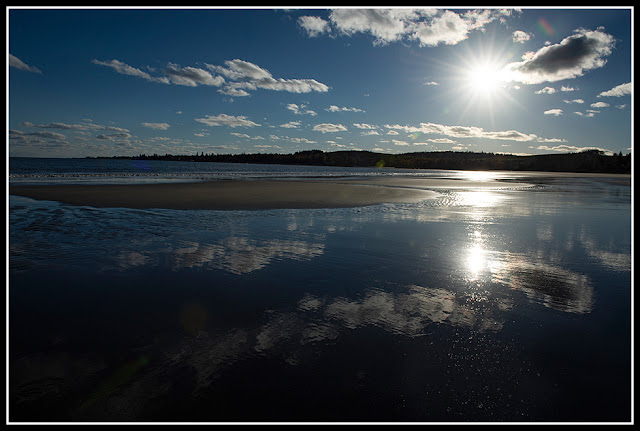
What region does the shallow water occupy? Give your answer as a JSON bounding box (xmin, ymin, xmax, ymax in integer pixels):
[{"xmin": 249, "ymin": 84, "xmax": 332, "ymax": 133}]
[
  {"xmin": 9, "ymin": 157, "xmax": 483, "ymax": 184},
  {"xmin": 8, "ymin": 165, "xmax": 632, "ymax": 422}
]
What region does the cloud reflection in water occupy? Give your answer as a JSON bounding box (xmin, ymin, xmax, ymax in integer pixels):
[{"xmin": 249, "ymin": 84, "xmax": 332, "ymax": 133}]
[
  {"xmin": 115, "ymin": 236, "xmax": 325, "ymax": 275},
  {"xmin": 491, "ymin": 254, "xmax": 594, "ymax": 314}
]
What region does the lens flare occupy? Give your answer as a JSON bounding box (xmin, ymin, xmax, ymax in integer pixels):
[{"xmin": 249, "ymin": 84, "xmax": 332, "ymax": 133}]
[{"xmin": 538, "ymin": 18, "xmax": 554, "ymax": 37}]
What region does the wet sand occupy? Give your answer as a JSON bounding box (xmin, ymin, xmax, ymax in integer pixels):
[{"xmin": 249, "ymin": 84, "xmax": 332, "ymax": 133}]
[
  {"xmin": 9, "ymin": 178, "xmax": 445, "ymax": 210},
  {"xmin": 10, "ymin": 173, "xmax": 629, "ymax": 210}
]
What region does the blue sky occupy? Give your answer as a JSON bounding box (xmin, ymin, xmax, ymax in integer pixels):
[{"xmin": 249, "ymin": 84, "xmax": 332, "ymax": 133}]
[{"xmin": 8, "ymin": 7, "xmax": 633, "ymax": 158}]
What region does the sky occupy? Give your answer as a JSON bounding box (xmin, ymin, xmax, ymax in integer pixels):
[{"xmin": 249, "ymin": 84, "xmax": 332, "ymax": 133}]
[{"xmin": 7, "ymin": 7, "xmax": 633, "ymax": 158}]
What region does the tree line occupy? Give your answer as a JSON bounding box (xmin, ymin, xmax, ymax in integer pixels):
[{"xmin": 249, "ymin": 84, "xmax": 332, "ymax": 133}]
[{"xmin": 92, "ymin": 149, "xmax": 631, "ymax": 174}]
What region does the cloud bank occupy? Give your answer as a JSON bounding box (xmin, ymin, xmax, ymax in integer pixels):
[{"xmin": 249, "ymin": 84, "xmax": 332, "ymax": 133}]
[
  {"xmin": 298, "ymin": 8, "xmax": 515, "ymax": 47},
  {"xmin": 92, "ymin": 58, "xmax": 329, "ymax": 96},
  {"xmin": 384, "ymin": 122, "xmax": 564, "ymax": 143}
]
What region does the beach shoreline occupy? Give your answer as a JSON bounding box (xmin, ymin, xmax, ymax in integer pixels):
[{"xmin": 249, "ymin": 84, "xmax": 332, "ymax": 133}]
[{"xmin": 8, "ymin": 172, "xmax": 630, "ymax": 210}]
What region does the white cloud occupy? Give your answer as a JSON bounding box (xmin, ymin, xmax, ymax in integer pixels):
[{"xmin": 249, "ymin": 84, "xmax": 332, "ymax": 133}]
[
  {"xmin": 537, "ymin": 144, "xmax": 612, "ymax": 154},
  {"xmin": 535, "ymin": 87, "xmax": 556, "ymax": 94},
  {"xmin": 93, "ymin": 58, "xmax": 329, "ymax": 95},
  {"xmin": 426, "ymin": 138, "xmax": 456, "ymax": 144},
  {"xmin": 96, "ymin": 132, "xmax": 131, "ymax": 140},
  {"xmin": 195, "ymin": 114, "xmax": 260, "ymax": 128},
  {"xmin": 164, "ymin": 63, "xmax": 225, "ymax": 87},
  {"xmin": 287, "ymin": 103, "xmax": 317, "ymax": 116},
  {"xmin": 352, "ymin": 123, "xmax": 378, "ymax": 129},
  {"xmin": 211, "ymin": 59, "xmax": 272, "ymax": 81},
  {"xmin": 384, "ymin": 122, "xmax": 563, "ymax": 143},
  {"xmin": 329, "ymin": 8, "xmax": 409, "ymax": 45},
  {"xmin": 563, "ymin": 99, "xmax": 584, "ymax": 104},
  {"xmin": 10, "ymin": 129, "xmax": 66, "ymax": 140},
  {"xmin": 9, "ymin": 54, "xmax": 42, "ymax": 74},
  {"xmin": 213, "ymin": 59, "xmax": 329, "ymax": 94},
  {"xmin": 411, "ymin": 10, "xmax": 470, "ymax": 46},
  {"xmin": 217, "ymin": 82, "xmax": 253, "ymax": 97},
  {"xmin": 287, "ymin": 137, "xmax": 317, "ymax": 144},
  {"xmin": 590, "ymin": 101, "xmax": 609, "ymax": 108},
  {"xmin": 92, "ymin": 59, "xmax": 169, "ymax": 84},
  {"xmin": 326, "ymin": 105, "xmax": 365, "ymax": 113},
  {"xmin": 22, "ymin": 121, "xmax": 83, "ymax": 130},
  {"xmin": 313, "ymin": 123, "xmax": 348, "ymax": 133},
  {"xmin": 298, "ymin": 15, "xmax": 330, "ymax": 37},
  {"xmin": 597, "ymin": 82, "xmax": 631, "ymax": 97},
  {"xmin": 393, "ymin": 139, "xmax": 410, "ymax": 146},
  {"xmin": 23, "ymin": 120, "xmax": 130, "ymax": 134},
  {"xmin": 254, "ymin": 144, "xmax": 282, "ymax": 149},
  {"xmin": 503, "ymin": 28, "xmax": 615, "ymax": 84},
  {"xmin": 463, "ymin": 9, "xmax": 515, "ymax": 30},
  {"xmin": 231, "ymin": 132, "xmax": 264, "ymax": 140},
  {"xmin": 301, "ymin": 8, "xmax": 513, "ymax": 47},
  {"xmin": 141, "ymin": 122, "xmax": 171, "ymax": 130},
  {"xmin": 537, "ymin": 137, "xmax": 567, "ymax": 143},
  {"xmin": 280, "ymin": 121, "xmax": 301, "ymax": 129},
  {"xmin": 512, "ymin": 30, "xmax": 531, "ymax": 43},
  {"xmin": 253, "ymin": 77, "xmax": 329, "ymax": 93},
  {"xmin": 544, "ymin": 109, "xmax": 563, "ymax": 116}
]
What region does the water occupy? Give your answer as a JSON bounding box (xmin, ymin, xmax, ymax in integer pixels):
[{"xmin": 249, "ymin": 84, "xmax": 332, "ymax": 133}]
[
  {"xmin": 8, "ymin": 158, "xmax": 632, "ymax": 422},
  {"xmin": 9, "ymin": 157, "xmax": 477, "ymax": 184}
]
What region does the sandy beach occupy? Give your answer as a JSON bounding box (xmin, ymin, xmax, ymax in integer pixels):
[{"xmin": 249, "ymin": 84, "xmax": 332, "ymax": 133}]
[{"xmin": 9, "ymin": 178, "xmax": 444, "ymax": 210}]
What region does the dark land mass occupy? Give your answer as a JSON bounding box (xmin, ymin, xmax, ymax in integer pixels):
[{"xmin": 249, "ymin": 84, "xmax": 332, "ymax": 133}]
[{"xmin": 91, "ymin": 149, "xmax": 631, "ymax": 174}]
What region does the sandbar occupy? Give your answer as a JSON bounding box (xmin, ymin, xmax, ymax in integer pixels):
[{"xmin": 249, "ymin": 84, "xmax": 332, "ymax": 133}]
[
  {"xmin": 9, "ymin": 179, "xmax": 443, "ymax": 210},
  {"xmin": 10, "ymin": 172, "xmax": 629, "ymax": 210}
]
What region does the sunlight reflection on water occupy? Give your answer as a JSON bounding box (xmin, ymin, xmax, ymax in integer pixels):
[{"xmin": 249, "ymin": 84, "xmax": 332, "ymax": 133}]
[
  {"xmin": 456, "ymin": 190, "xmax": 505, "ymax": 208},
  {"xmin": 457, "ymin": 224, "xmax": 595, "ymax": 314}
]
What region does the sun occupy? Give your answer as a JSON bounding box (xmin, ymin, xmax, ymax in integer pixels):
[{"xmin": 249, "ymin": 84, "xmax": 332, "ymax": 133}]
[
  {"xmin": 427, "ymin": 36, "xmax": 525, "ymax": 125},
  {"xmin": 467, "ymin": 62, "xmax": 506, "ymax": 96},
  {"xmin": 452, "ymin": 51, "xmax": 523, "ymax": 125},
  {"xmin": 468, "ymin": 64, "xmax": 501, "ymax": 94}
]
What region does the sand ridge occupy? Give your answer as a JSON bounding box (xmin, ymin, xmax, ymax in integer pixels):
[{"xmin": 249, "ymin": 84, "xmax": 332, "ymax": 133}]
[{"xmin": 9, "ymin": 178, "xmax": 444, "ymax": 210}]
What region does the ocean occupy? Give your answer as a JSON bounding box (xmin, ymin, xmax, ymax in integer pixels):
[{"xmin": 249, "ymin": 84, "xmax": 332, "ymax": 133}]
[{"xmin": 8, "ymin": 157, "xmax": 632, "ymax": 422}]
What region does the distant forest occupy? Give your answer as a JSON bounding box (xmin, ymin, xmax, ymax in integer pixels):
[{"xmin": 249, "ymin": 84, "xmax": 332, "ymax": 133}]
[{"xmin": 93, "ymin": 149, "xmax": 631, "ymax": 174}]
